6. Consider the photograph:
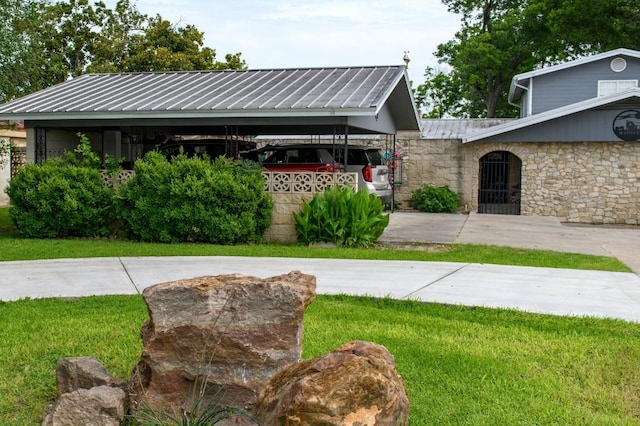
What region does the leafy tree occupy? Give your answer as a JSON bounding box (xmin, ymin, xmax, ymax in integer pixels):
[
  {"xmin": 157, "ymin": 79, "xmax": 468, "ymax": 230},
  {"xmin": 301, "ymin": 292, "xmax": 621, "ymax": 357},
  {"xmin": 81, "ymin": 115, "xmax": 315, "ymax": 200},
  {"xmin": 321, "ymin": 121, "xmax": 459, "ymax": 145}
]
[
  {"xmin": 104, "ymin": 15, "xmax": 245, "ymax": 72},
  {"xmin": 422, "ymin": 0, "xmax": 640, "ymax": 118},
  {"xmin": 0, "ymin": 0, "xmax": 47, "ymax": 102},
  {"xmin": 415, "ymin": 66, "xmax": 467, "ymax": 118},
  {"xmin": 0, "ymin": 0, "xmax": 246, "ymax": 102}
]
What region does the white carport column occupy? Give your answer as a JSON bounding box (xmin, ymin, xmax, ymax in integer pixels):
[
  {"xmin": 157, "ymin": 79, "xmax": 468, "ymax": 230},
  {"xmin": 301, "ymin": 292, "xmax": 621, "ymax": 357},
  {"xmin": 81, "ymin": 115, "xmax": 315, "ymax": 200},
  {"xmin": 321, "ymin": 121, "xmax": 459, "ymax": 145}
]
[
  {"xmin": 102, "ymin": 130, "xmax": 122, "ymax": 160},
  {"xmin": 0, "ymin": 137, "xmax": 10, "ymax": 206}
]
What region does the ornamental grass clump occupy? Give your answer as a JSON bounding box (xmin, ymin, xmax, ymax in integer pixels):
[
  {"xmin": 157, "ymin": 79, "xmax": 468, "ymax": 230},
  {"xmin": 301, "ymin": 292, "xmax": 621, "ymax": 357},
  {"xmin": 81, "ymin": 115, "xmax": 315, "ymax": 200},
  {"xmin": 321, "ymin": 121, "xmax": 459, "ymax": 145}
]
[
  {"xmin": 293, "ymin": 185, "xmax": 389, "ymax": 247},
  {"xmin": 116, "ymin": 152, "xmax": 272, "ymax": 244}
]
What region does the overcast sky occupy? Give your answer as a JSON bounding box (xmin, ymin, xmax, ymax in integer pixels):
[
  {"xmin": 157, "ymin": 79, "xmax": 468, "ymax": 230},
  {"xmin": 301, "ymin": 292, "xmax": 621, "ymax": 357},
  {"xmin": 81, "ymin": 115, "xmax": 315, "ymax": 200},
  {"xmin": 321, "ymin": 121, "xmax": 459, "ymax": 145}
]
[{"xmin": 105, "ymin": 0, "xmax": 462, "ymax": 85}]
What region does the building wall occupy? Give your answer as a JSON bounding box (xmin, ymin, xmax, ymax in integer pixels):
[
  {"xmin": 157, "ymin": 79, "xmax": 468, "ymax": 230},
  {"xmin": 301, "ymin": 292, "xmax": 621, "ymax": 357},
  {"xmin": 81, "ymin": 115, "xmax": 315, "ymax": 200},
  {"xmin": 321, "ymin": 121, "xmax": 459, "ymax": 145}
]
[
  {"xmin": 263, "ymin": 193, "xmax": 314, "ymax": 243},
  {"xmin": 466, "ymin": 141, "xmax": 640, "ymax": 225}
]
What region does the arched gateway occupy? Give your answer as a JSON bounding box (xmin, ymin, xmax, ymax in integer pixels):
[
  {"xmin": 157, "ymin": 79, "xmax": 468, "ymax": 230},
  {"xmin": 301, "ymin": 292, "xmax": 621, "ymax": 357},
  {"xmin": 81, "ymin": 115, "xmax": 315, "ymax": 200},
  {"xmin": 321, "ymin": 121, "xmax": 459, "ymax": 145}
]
[{"xmin": 478, "ymin": 151, "xmax": 522, "ymax": 215}]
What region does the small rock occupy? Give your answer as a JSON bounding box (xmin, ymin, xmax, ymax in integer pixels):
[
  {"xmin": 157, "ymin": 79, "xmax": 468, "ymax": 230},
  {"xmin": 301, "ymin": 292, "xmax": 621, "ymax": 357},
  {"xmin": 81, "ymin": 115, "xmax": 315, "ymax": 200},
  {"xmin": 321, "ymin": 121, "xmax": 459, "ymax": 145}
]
[
  {"xmin": 42, "ymin": 386, "xmax": 126, "ymax": 426},
  {"xmin": 56, "ymin": 357, "xmax": 125, "ymax": 395}
]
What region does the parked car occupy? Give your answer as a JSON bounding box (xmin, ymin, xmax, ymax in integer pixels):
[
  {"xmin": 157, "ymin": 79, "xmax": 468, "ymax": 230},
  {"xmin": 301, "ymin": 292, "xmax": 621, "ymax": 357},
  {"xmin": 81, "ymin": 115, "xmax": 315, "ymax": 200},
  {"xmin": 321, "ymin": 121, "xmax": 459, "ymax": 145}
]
[
  {"xmin": 260, "ymin": 144, "xmax": 392, "ymax": 202},
  {"xmin": 157, "ymin": 138, "xmax": 257, "ymax": 160},
  {"xmin": 260, "ymin": 144, "xmax": 342, "ymax": 172}
]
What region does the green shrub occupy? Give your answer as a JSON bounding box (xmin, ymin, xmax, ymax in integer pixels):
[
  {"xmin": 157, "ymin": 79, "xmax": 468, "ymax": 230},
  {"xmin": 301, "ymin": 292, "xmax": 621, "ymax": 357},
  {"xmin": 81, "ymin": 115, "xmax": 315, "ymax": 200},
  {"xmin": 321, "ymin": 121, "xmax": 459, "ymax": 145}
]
[
  {"xmin": 293, "ymin": 186, "xmax": 389, "ymax": 247},
  {"xmin": 409, "ymin": 184, "xmax": 459, "ymax": 213},
  {"xmin": 117, "ymin": 152, "xmax": 272, "ymax": 244},
  {"xmin": 5, "ymin": 158, "xmax": 115, "ymax": 238}
]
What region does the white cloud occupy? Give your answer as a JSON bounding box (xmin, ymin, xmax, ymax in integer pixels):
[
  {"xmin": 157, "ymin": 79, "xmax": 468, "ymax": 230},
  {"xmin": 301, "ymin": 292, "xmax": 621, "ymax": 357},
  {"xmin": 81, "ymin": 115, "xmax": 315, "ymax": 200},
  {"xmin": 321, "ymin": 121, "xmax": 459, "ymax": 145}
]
[{"xmin": 103, "ymin": 0, "xmax": 461, "ymax": 84}]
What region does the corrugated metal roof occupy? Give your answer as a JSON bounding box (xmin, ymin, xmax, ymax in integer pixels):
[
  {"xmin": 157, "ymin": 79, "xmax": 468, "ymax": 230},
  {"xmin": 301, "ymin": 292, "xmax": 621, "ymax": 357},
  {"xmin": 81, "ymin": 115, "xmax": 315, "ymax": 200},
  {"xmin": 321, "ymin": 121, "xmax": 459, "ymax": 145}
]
[
  {"xmin": 0, "ymin": 66, "xmax": 404, "ymax": 115},
  {"xmin": 421, "ymin": 118, "xmax": 513, "ymax": 139}
]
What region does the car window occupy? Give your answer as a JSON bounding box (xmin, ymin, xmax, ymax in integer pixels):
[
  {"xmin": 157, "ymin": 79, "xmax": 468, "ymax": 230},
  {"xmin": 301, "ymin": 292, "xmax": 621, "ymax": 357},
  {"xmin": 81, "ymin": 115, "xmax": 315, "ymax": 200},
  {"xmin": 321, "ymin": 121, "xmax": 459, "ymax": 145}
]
[
  {"xmin": 364, "ymin": 149, "xmax": 384, "ymax": 165},
  {"xmin": 263, "ymin": 148, "xmax": 323, "ymax": 164}
]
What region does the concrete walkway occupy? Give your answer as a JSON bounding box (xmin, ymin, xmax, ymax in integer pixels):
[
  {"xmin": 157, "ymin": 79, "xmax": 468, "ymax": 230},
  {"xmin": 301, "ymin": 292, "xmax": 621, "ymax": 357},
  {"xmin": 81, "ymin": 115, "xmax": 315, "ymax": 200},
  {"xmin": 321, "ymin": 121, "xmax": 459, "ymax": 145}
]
[
  {"xmin": 381, "ymin": 211, "xmax": 640, "ymax": 273},
  {"xmin": 2, "ymin": 212, "xmax": 640, "ymax": 323}
]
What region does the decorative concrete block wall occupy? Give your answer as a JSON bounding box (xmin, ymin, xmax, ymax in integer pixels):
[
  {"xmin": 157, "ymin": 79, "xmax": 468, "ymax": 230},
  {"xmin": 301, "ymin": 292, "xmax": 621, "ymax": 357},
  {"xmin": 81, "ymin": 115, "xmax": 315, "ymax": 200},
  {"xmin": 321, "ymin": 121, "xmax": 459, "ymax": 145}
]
[{"xmin": 262, "ymin": 172, "xmax": 358, "ymax": 243}]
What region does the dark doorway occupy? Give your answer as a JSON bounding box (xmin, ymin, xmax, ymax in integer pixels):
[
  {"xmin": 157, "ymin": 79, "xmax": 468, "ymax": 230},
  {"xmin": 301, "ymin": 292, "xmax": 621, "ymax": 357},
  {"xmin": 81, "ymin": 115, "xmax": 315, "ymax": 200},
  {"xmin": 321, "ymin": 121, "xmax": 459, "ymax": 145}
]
[{"xmin": 478, "ymin": 151, "xmax": 522, "ymax": 215}]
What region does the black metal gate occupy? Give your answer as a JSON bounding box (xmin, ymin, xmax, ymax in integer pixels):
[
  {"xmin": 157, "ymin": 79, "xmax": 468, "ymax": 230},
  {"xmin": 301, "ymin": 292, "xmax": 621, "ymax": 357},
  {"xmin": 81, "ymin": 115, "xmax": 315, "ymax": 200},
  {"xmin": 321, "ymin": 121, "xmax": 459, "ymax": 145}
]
[{"xmin": 478, "ymin": 151, "xmax": 521, "ymax": 215}]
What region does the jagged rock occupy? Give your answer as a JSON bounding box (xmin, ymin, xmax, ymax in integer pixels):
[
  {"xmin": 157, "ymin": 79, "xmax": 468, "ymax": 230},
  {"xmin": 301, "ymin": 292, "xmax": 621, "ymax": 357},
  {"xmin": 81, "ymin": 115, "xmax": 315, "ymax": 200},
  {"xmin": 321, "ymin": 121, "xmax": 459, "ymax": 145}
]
[
  {"xmin": 55, "ymin": 356, "xmax": 125, "ymax": 395},
  {"xmin": 42, "ymin": 386, "xmax": 126, "ymax": 426},
  {"xmin": 130, "ymin": 271, "xmax": 316, "ymax": 418},
  {"xmin": 254, "ymin": 340, "xmax": 410, "ymax": 426}
]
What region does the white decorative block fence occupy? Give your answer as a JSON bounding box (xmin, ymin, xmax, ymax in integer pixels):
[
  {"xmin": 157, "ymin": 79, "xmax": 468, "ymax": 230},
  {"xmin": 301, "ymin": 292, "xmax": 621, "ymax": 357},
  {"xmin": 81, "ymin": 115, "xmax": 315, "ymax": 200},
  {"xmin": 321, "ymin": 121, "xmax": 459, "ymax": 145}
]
[{"xmin": 262, "ymin": 172, "xmax": 358, "ymax": 193}]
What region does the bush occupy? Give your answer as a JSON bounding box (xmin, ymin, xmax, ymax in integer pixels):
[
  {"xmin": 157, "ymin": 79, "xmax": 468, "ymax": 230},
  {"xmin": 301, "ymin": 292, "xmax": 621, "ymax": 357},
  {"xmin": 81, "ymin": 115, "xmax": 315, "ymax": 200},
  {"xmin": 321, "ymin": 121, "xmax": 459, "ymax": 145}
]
[
  {"xmin": 117, "ymin": 152, "xmax": 272, "ymax": 243},
  {"xmin": 5, "ymin": 158, "xmax": 115, "ymax": 238},
  {"xmin": 293, "ymin": 186, "xmax": 389, "ymax": 247},
  {"xmin": 409, "ymin": 184, "xmax": 459, "ymax": 213}
]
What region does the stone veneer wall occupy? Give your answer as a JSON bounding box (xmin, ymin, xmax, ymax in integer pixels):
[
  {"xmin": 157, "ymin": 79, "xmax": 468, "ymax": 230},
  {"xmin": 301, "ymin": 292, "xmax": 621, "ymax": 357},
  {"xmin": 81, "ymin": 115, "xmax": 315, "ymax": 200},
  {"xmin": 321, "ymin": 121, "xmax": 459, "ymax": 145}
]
[{"xmin": 465, "ymin": 141, "xmax": 640, "ymax": 224}]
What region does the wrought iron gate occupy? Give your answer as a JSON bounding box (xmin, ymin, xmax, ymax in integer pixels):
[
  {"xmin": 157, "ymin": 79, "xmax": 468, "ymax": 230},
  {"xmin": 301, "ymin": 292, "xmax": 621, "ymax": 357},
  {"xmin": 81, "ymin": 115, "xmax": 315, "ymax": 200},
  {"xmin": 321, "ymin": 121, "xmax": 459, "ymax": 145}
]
[{"xmin": 478, "ymin": 151, "xmax": 521, "ymax": 215}]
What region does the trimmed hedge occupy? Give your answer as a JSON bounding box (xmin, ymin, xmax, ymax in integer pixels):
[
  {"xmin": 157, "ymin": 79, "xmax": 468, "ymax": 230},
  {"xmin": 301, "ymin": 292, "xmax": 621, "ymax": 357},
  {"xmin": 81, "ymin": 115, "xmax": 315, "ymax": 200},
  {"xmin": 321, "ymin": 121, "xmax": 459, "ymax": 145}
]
[{"xmin": 117, "ymin": 152, "xmax": 273, "ymax": 244}]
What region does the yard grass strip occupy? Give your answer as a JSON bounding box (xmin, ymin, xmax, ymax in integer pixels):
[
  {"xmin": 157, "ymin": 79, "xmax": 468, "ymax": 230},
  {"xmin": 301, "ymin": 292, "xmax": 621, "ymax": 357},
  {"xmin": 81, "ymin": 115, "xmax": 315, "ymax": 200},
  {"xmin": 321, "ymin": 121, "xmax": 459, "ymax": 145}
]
[
  {"xmin": 1, "ymin": 295, "xmax": 639, "ymax": 425},
  {"xmin": 0, "ymin": 208, "xmax": 629, "ymax": 272}
]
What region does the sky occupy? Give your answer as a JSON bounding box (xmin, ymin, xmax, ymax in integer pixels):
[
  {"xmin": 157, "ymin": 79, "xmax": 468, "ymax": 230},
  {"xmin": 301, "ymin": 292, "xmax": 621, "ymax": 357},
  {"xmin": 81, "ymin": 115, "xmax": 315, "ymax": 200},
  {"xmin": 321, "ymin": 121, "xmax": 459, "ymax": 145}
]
[{"xmin": 104, "ymin": 0, "xmax": 462, "ymax": 86}]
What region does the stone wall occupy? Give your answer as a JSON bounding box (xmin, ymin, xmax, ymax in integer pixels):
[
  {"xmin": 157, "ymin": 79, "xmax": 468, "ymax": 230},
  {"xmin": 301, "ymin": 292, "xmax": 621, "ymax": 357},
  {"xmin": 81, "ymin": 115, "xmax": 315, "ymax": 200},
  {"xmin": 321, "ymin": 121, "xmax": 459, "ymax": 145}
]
[{"xmin": 464, "ymin": 141, "xmax": 640, "ymax": 224}]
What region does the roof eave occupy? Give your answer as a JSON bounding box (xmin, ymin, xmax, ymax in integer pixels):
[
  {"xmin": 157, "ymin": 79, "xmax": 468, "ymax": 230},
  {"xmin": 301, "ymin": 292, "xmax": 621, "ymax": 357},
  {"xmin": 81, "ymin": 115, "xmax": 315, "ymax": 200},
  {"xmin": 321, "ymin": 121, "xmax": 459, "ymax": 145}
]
[
  {"xmin": 0, "ymin": 107, "xmax": 380, "ymax": 122},
  {"xmin": 374, "ymin": 68, "xmax": 421, "ymax": 131},
  {"xmin": 463, "ymin": 88, "xmax": 640, "ymax": 143},
  {"xmin": 512, "ymin": 48, "xmax": 640, "ymax": 84}
]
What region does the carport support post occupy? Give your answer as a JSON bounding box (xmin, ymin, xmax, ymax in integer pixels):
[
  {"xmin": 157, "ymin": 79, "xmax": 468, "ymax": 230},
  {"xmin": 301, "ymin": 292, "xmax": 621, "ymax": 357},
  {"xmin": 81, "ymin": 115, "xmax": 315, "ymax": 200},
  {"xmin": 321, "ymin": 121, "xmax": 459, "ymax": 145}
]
[{"xmin": 392, "ymin": 133, "xmax": 396, "ymax": 213}]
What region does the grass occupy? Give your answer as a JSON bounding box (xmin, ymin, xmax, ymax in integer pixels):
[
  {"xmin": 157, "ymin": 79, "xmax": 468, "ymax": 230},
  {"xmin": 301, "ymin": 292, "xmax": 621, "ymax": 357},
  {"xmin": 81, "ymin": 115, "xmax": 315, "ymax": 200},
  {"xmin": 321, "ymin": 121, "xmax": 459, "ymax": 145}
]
[
  {"xmin": 1, "ymin": 294, "xmax": 639, "ymax": 425},
  {"xmin": 0, "ymin": 206, "xmax": 637, "ymax": 423},
  {"xmin": 0, "ymin": 207, "xmax": 630, "ymax": 272}
]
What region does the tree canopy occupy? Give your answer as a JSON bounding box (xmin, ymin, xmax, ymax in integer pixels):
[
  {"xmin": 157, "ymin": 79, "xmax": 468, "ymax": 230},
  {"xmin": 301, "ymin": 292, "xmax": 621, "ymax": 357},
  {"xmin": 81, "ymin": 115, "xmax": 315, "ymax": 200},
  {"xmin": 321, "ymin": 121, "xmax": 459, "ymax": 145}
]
[
  {"xmin": 417, "ymin": 0, "xmax": 640, "ymax": 118},
  {"xmin": 0, "ymin": 0, "xmax": 246, "ymax": 103}
]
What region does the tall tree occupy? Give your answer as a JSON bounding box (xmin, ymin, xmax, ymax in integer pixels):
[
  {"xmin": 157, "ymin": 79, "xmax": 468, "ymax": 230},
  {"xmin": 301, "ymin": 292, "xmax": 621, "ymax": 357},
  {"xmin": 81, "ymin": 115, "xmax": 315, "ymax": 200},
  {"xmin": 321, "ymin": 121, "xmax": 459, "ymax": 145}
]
[
  {"xmin": 0, "ymin": 0, "xmax": 246, "ymax": 102},
  {"xmin": 421, "ymin": 0, "xmax": 640, "ymax": 118},
  {"xmin": 0, "ymin": 0, "xmax": 47, "ymax": 102}
]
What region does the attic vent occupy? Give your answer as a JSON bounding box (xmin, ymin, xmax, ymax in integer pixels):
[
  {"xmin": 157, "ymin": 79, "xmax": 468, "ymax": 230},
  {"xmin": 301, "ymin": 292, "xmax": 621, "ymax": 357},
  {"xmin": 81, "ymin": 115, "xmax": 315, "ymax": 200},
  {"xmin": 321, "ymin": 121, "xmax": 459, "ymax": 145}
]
[{"xmin": 611, "ymin": 57, "xmax": 627, "ymax": 72}]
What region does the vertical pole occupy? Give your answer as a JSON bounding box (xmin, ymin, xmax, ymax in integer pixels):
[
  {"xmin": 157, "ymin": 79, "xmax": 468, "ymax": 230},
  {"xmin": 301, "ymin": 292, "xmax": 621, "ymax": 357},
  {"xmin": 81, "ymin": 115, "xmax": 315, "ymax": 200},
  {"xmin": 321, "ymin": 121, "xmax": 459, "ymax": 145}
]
[{"xmin": 392, "ymin": 133, "xmax": 396, "ymax": 213}]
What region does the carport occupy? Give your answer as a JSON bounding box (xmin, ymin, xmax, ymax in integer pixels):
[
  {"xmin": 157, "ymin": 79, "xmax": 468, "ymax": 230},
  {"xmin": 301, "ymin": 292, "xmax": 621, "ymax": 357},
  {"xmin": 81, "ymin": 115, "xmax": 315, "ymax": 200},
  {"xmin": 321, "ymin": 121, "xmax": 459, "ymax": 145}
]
[{"xmin": 0, "ymin": 66, "xmax": 420, "ymax": 165}]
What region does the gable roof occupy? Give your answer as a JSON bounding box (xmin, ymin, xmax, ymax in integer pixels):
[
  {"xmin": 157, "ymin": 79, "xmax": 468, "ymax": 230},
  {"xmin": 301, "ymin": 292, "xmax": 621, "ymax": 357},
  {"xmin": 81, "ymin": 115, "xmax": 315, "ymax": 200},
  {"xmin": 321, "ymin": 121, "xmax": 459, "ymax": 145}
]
[
  {"xmin": 510, "ymin": 48, "xmax": 640, "ymax": 102},
  {"xmin": 0, "ymin": 66, "xmax": 420, "ymax": 134},
  {"xmin": 464, "ymin": 88, "xmax": 640, "ymax": 143}
]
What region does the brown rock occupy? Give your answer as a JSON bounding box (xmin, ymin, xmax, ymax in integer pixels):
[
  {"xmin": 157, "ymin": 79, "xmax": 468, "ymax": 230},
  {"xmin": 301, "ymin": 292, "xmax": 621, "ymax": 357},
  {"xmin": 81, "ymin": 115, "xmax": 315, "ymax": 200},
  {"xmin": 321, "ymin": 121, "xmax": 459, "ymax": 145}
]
[
  {"xmin": 130, "ymin": 271, "xmax": 316, "ymax": 418},
  {"xmin": 42, "ymin": 386, "xmax": 126, "ymax": 426},
  {"xmin": 254, "ymin": 340, "xmax": 410, "ymax": 426},
  {"xmin": 56, "ymin": 357, "xmax": 125, "ymax": 395}
]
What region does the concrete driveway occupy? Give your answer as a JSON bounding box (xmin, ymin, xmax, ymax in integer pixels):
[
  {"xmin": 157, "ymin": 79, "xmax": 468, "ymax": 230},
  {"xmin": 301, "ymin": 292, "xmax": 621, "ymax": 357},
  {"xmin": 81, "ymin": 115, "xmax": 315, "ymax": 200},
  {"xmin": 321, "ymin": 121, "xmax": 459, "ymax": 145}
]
[{"xmin": 380, "ymin": 211, "xmax": 640, "ymax": 274}]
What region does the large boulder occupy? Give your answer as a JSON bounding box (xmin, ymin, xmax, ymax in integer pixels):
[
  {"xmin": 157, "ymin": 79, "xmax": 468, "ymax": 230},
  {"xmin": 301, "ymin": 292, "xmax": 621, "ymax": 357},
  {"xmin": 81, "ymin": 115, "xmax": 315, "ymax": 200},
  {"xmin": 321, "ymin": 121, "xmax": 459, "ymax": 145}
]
[
  {"xmin": 130, "ymin": 271, "xmax": 316, "ymax": 418},
  {"xmin": 42, "ymin": 386, "xmax": 126, "ymax": 426},
  {"xmin": 255, "ymin": 340, "xmax": 410, "ymax": 426}
]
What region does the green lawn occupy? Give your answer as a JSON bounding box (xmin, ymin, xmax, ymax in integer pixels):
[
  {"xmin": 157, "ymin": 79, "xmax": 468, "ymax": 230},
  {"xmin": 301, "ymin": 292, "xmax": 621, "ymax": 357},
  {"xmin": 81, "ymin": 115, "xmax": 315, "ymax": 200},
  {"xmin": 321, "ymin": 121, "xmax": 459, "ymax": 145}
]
[
  {"xmin": 1, "ymin": 295, "xmax": 639, "ymax": 425},
  {"xmin": 1, "ymin": 206, "xmax": 638, "ymax": 424},
  {"xmin": 0, "ymin": 207, "xmax": 630, "ymax": 272}
]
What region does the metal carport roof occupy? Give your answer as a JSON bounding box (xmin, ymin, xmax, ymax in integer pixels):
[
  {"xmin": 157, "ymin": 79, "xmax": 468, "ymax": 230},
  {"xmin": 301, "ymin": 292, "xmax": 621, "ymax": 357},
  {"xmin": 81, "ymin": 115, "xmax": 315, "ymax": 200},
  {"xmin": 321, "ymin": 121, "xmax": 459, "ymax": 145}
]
[{"xmin": 0, "ymin": 66, "xmax": 420, "ymax": 135}]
